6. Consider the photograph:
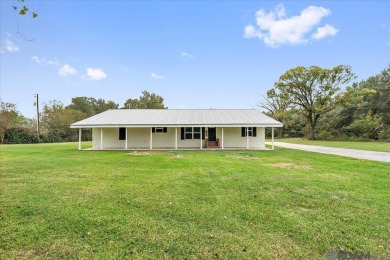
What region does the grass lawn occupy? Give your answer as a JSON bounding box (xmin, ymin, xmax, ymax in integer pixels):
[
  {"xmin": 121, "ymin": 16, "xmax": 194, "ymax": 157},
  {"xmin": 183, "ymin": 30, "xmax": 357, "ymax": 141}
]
[
  {"xmin": 271, "ymin": 138, "xmax": 390, "ymax": 152},
  {"xmin": 1, "ymin": 143, "xmax": 389, "ymax": 259}
]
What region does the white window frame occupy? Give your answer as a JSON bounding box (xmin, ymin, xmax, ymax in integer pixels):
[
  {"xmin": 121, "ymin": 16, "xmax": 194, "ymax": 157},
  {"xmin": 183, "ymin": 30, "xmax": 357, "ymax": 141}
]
[
  {"xmin": 246, "ymin": 127, "xmax": 253, "ymax": 137},
  {"xmin": 185, "ymin": 127, "xmax": 201, "ymax": 140},
  {"xmin": 155, "ymin": 127, "xmax": 164, "ymax": 133}
]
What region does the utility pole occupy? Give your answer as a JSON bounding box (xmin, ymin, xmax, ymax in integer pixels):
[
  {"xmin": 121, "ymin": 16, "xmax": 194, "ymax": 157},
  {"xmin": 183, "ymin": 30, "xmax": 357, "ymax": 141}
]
[{"xmin": 34, "ymin": 94, "xmax": 40, "ymax": 140}]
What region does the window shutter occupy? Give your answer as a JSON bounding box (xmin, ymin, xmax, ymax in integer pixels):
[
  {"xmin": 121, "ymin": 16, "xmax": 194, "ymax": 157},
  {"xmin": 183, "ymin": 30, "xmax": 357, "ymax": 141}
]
[
  {"xmin": 253, "ymin": 127, "xmax": 257, "ymax": 137},
  {"xmin": 152, "ymin": 127, "xmax": 156, "ymax": 133},
  {"xmin": 163, "ymin": 127, "xmax": 167, "ymax": 133},
  {"xmin": 202, "ymin": 127, "xmax": 205, "ymax": 140},
  {"xmin": 241, "ymin": 127, "xmax": 245, "ymax": 137},
  {"xmin": 181, "ymin": 127, "xmax": 185, "ymax": 140}
]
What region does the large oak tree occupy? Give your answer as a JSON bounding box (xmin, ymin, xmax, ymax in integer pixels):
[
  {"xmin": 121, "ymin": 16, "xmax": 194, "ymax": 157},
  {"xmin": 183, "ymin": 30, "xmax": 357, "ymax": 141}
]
[{"xmin": 273, "ymin": 65, "xmax": 355, "ymax": 139}]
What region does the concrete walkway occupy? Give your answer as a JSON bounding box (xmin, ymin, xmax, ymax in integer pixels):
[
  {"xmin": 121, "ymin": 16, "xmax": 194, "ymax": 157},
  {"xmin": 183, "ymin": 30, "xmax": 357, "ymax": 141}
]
[{"xmin": 266, "ymin": 142, "xmax": 390, "ymax": 163}]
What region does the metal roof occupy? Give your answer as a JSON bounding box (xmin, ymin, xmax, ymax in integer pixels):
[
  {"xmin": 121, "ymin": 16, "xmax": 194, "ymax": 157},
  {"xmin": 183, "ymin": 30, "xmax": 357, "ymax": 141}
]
[{"xmin": 70, "ymin": 109, "xmax": 283, "ymax": 128}]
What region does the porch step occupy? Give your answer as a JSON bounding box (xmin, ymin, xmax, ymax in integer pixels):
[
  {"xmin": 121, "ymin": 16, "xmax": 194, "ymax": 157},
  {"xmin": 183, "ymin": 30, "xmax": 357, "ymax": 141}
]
[{"xmin": 206, "ymin": 141, "xmax": 219, "ymax": 148}]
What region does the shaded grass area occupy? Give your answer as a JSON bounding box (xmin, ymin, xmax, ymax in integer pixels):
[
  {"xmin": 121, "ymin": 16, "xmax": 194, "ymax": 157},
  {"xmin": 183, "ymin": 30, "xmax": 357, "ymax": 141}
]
[
  {"xmin": 272, "ymin": 138, "xmax": 390, "ymax": 152},
  {"xmin": 1, "ymin": 142, "xmax": 389, "ymax": 259}
]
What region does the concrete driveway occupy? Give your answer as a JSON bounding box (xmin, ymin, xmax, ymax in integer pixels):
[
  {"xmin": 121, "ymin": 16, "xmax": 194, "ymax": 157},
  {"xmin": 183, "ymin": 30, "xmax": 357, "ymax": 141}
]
[{"xmin": 266, "ymin": 142, "xmax": 390, "ymax": 163}]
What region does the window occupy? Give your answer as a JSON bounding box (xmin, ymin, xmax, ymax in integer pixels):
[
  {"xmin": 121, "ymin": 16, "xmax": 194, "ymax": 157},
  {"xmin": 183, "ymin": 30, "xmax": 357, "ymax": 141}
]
[
  {"xmin": 241, "ymin": 127, "xmax": 257, "ymax": 137},
  {"xmin": 119, "ymin": 128, "xmax": 126, "ymax": 140},
  {"xmin": 152, "ymin": 127, "xmax": 167, "ymax": 133},
  {"xmin": 184, "ymin": 127, "xmax": 201, "ymax": 139},
  {"xmin": 181, "ymin": 127, "xmax": 205, "ymax": 140},
  {"xmin": 246, "ymin": 127, "xmax": 253, "ymax": 137},
  {"xmin": 193, "ymin": 127, "xmax": 201, "ymax": 139}
]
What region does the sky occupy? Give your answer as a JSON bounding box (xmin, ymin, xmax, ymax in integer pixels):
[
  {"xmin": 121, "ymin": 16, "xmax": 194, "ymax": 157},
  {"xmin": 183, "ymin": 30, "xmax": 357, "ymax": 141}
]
[{"xmin": 1, "ymin": 0, "xmax": 389, "ymax": 118}]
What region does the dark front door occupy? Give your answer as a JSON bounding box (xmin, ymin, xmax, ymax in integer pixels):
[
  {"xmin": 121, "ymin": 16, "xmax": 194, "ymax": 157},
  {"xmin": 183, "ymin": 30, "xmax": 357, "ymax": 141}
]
[{"xmin": 208, "ymin": 127, "xmax": 216, "ymax": 141}]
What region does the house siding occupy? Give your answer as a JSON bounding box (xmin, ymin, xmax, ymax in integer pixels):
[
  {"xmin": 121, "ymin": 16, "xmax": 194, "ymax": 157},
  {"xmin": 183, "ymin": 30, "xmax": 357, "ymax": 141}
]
[
  {"xmin": 217, "ymin": 127, "xmax": 265, "ymax": 149},
  {"xmin": 92, "ymin": 127, "xmax": 266, "ymax": 150}
]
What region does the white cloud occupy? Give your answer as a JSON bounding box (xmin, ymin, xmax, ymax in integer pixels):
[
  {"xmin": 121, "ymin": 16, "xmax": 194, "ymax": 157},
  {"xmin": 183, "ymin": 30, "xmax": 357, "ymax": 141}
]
[
  {"xmin": 31, "ymin": 56, "xmax": 62, "ymax": 66},
  {"xmin": 58, "ymin": 64, "xmax": 77, "ymax": 77},
  {"xmin": 5, "ymin": 40, "xmax": 20, "ymax": 52},
  {"xmin": 244, "ymin": 25, "xmax": 263, "ymax": 39},
  {"xmin": 86, "ymin": 68, "xmax": 107, "ymax": 80},
  {"xmin": 48, "ymin": 59, "xmax": 61, "ymax": 66},
  {"xmin": 312, "ymin": 24, "xmax": 339, "ymax": 40},
  {"xmin": 151, "ymin": 72, "xmax": 164, "ymax": 79},
  {"xmin": 244, "ymin": 4, "xmax": 338, "ymax": 47},
  {"xmin": 31, "ymin": 55, "xmax": 46, "ymax": 64},
  {"xmin": 181, "ymin": 51, "xmax": 194, "ymax": 58}
]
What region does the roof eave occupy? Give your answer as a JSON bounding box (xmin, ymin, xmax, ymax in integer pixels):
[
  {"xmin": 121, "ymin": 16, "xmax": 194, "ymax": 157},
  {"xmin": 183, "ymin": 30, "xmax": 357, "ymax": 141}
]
[{"xmin": 70, "ymin": 124, "xmax": 283, "ymax": 128}]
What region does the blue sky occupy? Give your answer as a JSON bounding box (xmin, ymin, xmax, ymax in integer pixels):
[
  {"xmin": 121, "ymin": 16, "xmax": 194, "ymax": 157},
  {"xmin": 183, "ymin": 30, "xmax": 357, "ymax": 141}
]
[{"xmin": 1, "ymin": 1, "xmax": 389, "ymax": 118}]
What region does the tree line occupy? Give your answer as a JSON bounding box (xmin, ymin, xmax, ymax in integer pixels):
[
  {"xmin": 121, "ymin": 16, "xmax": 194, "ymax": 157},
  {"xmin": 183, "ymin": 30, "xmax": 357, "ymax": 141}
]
[
  {"xmin": 1, "ymin": 65, "xmax": 389, "ymax": 144},
  {"xmin": 0, "ymin": 91, "xmax": 166, "ymax": 144},
  {"xmin": 261, "ymin": 65, "xmax": 390, "ymax": 141}
]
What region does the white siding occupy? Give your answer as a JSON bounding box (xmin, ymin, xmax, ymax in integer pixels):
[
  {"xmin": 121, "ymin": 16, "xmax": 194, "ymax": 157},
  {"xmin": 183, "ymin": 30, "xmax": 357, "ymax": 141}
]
[
  {"xmin": 92, "ymin": 128, "xmax": 99, "ymax": 149},
  {"xmin": 127, "ymin": 128, "xmax": 150, "ymax": 148},
  {"xmin": 92, "ymin": 127, "xmax": 265, "ymax": 149},
  {"xmin": 93, "ymin": 128, "xmax": 126, "ymax": 149},
  {"xmin": 217, "ymin": 127, "xmax": 265, "ymax": 149}
]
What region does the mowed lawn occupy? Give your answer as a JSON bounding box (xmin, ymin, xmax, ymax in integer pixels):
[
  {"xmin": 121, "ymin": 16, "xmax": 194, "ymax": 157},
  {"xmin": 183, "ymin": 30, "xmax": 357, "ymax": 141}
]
[
  {"xmin": 272, "ymin": 138, "xmax": 390, "ymax": 152},
  {"xmin": 1, "ymin": 143, "xmax": 389, "ymax": 259}
]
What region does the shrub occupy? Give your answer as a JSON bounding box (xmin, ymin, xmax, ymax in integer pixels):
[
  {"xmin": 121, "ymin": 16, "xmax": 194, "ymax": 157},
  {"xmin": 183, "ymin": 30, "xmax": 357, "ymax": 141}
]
[
  {"xmin": 317, "ymin": 130, "xmax": 333, "ymax": 140},
  {"xmin": 4, "ymin": 127, "xmax": 39, "ymax": 144},
  {"xmin": 378, "ymin": 126, "xmax": 390, "ymax": 141}
]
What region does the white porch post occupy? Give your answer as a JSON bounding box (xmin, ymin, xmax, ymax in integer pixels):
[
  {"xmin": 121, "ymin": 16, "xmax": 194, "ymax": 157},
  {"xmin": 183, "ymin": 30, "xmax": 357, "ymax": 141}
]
[
  {"xmin": 246, "ymin": 127, "xmax": 249, "ymax": 150},
  {"xmin": 221, "ymin": 127, "xmax": 224, "ymax": 149},
  {"xmin": 150, "ymin": 127, "xmax": 153, "ymax": 150},
  {"xmin": 200, "ymin": 127, "xmax": 202, "ymax": 149},
  {"xmin": 175, "ymin": 127, "xmax": 178, "ymax": 150},
  {"xmin": 272, "ymin": 127, "xmax": 274, "ymax": 150},
  {"xmin": 78, "ymin": 128, "xmax": 81, "ymax": 150},
  {"xmin": 125, "ymin": 128, "xmax": 128, "ymax": 150},
  {"xmin": 100, "ymin": 129, "xmax": 103, "ymax": 149}
]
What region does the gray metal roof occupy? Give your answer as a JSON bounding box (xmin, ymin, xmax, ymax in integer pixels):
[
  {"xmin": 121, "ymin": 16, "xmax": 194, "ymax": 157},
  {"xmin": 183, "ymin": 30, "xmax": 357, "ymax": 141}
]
[{"xmin": 70, "ymin": 109, "xmax": 283, "ymax": 128}]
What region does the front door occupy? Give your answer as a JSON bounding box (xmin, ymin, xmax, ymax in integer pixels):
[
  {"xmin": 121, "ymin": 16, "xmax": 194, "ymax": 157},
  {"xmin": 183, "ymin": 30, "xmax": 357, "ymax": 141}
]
[{"xmin": 208, "ymin": 127, "xmax": 216, "ymax": 141}]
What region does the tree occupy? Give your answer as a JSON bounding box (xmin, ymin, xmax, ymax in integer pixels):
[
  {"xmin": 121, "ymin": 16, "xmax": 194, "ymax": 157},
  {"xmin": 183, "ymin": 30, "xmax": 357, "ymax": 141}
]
[
  {"xmin": 259, "ymin": 89, "xmax": 290, "ymax": 137},
  {"xmin": 334, "ymin": 65, "xmax": 390, "ymax": 140},
  {"xmin": 123, "ymin": 91, "xmax": 166, "ymax": 109},
  {"xmin": 66, "ymin": 97, "xmax": 95, "ymax": 117},
  {"xmin": 93, "ymin": 98, "xmax": 119, "ymax": 114},
  {"xmin": 353, "ymin": 65, "xmax": 390, "ymax": 122},
  {"xmin": 273, "ymin": 65, "xmax": 355, "ymax": 139},
  {"xmin": 0, "ymin": 101, "xmax": 20, "ymax": 143},
  {"xmin": 66, "ymin": 97, "xmax": 119, "ymax": 117},
  {"xmin": 41, "ymin": 100, "xmax": 86, "ymax": 141},
  {"xmin": 346, "ymin": 112, "xmax": 383, "ymax": 140}
]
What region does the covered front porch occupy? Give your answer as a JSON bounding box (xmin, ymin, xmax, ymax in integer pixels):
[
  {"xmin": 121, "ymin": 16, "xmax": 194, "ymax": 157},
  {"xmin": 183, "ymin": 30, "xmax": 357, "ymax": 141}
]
[{"xmin": 75, "ymin": 126, "xmax": 276, "ymax": 151}]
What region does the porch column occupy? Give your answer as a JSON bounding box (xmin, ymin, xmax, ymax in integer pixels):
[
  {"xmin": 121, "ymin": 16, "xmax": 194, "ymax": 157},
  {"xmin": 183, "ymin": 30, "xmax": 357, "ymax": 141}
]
[
  {"xmin": 246, "ymin": 127, "xmax": 249, "ymax": 150},
  {"xmin": 150, "ymin": 127, "xmax": 153, "ymax": 150},
  {"xmin": 221, "ymin": 127, "xmax": 224, "ymax": 149},
  {"xmin": 78, "ymin": 128, "xmax": 81, "ymax": 150},
  {"xmin": 125, "ymin": 128, "xmax": 128, "ymax": 150},
  {"xmin": 271, "ymin": 127, "xmax": 274, "ymax": 150},
  {"xmin": 175, "ymin": 127, "xmax": 178, "ymax": 150},
  {"xmin": 100, "ymin": 129, "xmax": 103, "ymax": 149},
  {"xmin": 200, "ymin": 127, "xmax": 202, "ymax": 149}
]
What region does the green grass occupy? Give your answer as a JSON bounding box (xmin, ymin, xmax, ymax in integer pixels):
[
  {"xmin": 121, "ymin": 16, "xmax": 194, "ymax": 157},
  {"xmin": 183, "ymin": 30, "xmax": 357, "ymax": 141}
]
[
  {"xmin": 272, "ymin": 138, "xmax": 390, "ymax": 152},
  {"xmin": 1, "ymin": 142, "xmax": 389, "ymax": 259}
]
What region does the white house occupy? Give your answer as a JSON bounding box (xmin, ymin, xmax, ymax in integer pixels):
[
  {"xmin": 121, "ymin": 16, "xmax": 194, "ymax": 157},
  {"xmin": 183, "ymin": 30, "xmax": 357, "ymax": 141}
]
[{"xmin": 70, "ymin": 109, "xmax": 282, "ymax": 150}]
